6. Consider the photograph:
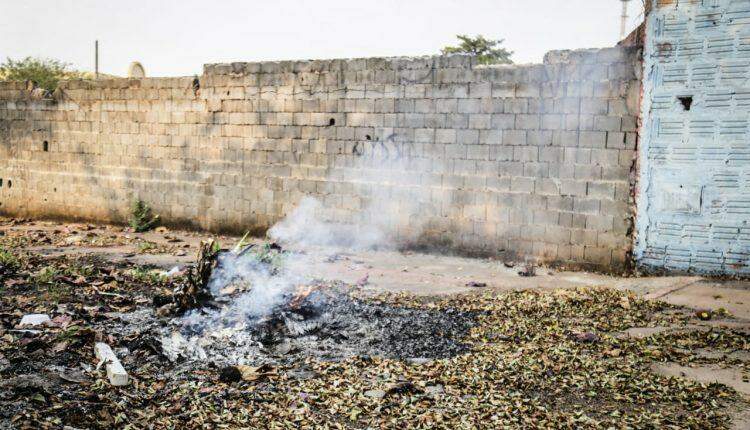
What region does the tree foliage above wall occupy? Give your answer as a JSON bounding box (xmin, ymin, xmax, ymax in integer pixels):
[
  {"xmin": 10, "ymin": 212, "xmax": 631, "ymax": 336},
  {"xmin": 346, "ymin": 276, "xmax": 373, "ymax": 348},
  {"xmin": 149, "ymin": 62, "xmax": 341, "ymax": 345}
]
[
  {"xmin": 0, "ymin": 57, "xmax": 88, "ymax": 94},
  {"xmin": 441, "ymin": 35, "xmax": 514, "ymax": 65}
]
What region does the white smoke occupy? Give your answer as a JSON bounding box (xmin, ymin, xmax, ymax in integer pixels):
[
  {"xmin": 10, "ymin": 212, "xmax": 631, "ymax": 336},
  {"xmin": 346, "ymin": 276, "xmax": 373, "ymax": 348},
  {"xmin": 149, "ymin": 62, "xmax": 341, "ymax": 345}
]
[
  {"xmin": 268, "ymin": 196, "xmax": 387, "ymax": 250},
  {"xmin": 269, "ymin": 143, "xmax": 445, "ymax": 252},
  {"xmin": 163, "ymin": 133, "xmax": 445, "ymax": 362}
]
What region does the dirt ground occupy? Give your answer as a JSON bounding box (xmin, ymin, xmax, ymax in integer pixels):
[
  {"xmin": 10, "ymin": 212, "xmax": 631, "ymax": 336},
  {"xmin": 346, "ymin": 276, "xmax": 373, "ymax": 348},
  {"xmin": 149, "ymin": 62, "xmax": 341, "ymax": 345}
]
[{"xmin": 1, "ymin": 218, "xmax": 749, "ymax": 429}]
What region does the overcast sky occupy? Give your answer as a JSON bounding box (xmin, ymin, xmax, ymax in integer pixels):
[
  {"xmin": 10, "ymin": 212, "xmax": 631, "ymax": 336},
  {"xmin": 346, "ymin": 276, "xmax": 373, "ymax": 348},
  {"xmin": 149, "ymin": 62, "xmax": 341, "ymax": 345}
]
[{"xmin": 0, "ymin": 0, "xmax": 645, "ymax": 77}]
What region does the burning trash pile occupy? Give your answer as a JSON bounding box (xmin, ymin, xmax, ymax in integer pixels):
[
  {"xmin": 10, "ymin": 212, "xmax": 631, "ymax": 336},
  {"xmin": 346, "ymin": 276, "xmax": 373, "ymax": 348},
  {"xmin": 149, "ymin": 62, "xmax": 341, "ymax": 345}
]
[{"xmin": 159, "ymin": 241, "xmax": 477, "ymax": 367}]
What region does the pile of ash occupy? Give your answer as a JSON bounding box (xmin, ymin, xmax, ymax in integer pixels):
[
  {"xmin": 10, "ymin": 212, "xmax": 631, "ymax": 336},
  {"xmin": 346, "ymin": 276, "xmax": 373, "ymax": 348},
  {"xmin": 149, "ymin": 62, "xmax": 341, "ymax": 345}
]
[{"xmin": 159, "ymin": 243, "xmax": 476, "ymax": 366}]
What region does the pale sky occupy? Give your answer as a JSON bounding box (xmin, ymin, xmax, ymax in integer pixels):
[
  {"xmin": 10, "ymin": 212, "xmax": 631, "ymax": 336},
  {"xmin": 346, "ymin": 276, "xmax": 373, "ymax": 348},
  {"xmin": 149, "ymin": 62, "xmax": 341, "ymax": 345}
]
[{"xmin": 0, "ymin": 0, "xmax": 645, "ymax": 77}]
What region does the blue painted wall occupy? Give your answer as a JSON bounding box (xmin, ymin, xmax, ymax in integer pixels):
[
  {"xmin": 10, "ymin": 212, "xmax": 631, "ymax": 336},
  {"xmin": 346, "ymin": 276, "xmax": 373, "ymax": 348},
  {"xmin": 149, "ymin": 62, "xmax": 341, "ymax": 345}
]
[{"xmin": 636, "ymin": 0, "xmax": 750, "ymax": 275}]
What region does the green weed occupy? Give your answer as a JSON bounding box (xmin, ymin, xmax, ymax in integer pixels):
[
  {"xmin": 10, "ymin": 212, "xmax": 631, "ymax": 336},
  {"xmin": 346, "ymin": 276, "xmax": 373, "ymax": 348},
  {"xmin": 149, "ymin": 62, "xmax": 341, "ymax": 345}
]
[{"xmin": 129, "ymin": 200, "xmax": 160, "ymax": 232}]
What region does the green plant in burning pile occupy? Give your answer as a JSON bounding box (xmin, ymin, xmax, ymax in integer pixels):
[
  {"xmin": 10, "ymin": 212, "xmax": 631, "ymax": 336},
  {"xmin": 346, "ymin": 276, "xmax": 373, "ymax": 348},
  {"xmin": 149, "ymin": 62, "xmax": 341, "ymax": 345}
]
[
  {"xmin": 129, "ymin": 199, "xmax": 160, "ymax": 233},
  {"xmin": 232, "ymin": 233, "xmax": 284, "ymax": 267},
  {"xmin": 128, "ymin": 266, "xmax": 168, "ymax": 285},
  {"xmin": 255, "ymin": 243, "xmax": 284, "ymax": 267}
]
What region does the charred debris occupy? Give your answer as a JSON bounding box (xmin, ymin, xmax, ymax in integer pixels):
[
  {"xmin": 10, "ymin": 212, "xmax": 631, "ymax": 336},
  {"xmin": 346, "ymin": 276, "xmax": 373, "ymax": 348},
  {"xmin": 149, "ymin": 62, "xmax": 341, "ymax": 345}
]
[{"xmin": 155, "ymin": 240, "xmax": 477, "ymax": 366}]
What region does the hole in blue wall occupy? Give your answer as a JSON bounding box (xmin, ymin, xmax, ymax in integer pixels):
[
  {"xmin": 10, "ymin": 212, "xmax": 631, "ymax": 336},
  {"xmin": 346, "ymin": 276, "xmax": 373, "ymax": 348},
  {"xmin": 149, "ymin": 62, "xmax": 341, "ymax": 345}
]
[{"xmin": 678, "ymin": 96, "xmax": 693, "ymax": 111}]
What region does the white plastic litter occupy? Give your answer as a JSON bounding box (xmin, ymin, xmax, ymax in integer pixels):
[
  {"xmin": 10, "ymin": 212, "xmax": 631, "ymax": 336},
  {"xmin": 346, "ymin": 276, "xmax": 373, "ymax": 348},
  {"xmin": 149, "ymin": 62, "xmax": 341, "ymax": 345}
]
[
  {"xmin": 94, "ymin": 342, "xmax": 129, "ymax": 386},
  {"xmin": 19, "ymin": 314, "xmax": 51, "ymax": 327}
]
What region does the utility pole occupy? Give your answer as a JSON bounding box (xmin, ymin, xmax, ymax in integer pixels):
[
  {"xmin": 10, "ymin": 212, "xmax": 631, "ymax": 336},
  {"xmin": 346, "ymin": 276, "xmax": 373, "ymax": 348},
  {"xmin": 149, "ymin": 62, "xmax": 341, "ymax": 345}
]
[
  {"xmin": 620, "ymin": 0, "xmax": 632, "ymax": 39},
  {"xmin": 95, "ymin": 40, "xmax": 99, "ymax": 79}
]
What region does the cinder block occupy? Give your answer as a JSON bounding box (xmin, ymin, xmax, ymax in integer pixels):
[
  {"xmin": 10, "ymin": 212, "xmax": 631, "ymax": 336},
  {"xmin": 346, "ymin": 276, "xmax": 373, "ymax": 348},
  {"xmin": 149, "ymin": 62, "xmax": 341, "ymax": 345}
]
[
  {"xmin": 445, "ymin": 143, "xmax": 467, "ymax": 159},
  {"xmin": 492, "ymin": 83, "xmax": 516, "ymax": 98},
  {"xmin": 469, "ymin": 82, "xmax": 492, "ymax": 98},
  {"xmin": 574, "ymin": 164, "xmax": 602, "ymax": 180},
  {"xmin": 590, "ymin": 149, "xmax": 620, "ymax": 166},
  {"xmin": 546, "ymin": 226, "xmax": 571, "ymax": 244},
  {"xmin": 564, "ymin": 147, "xmax": 591, "ymax": 164},
  {"xmin": 515, "ymin": 83, "xmax": 540, "ymax": 98},
  {"xmin": 481, "ymin": 99, "xmax": 506, "ymax": 114},
  {"xmin": 583, "ymin": 246, "xmax": 612, "ymax": 266},
  {"xmin": 571, "ymin": 229, "xmax": 598, "ymax": 246},
  {"xmin": 560, "ymin": 180, "xmax": 587, "ymax": 196},
  {"xmin": 535, "ymin": 178, "xmax": 561, "ymax": 195},
  {"xmin": 590, "ymin": 177, "xmax": 619, "ymax": 198},
  {"xmin": 585, "ymin": 214, "xmax": 613, "ymax": 232},
  {"xmin": 457, "ymin": 129, "xmax": 480, "ymax": 145},
  {"xmin": 498, "ymin": 161, "xmax": 524, "ymax": 177},
  {"xmin": 414, "ymin": 99, "xmax": 435, "ymax": 113},
  {"xmin": 580, "ymin": 98, "xmax": 609, "ymax": 115},
  {"xmin": 479, "ymin": 129, "xmax": 502, "ymax": 145},
  {"xmin": 458, "ymin": 99, "xmax": 481, "ymax": 114},
  {"xmin": 503, "ymin": 130, "xmax": 527, "ymax": 146},
  {"xmin": 436, "ymin": 128, "xmax": 457, "ymax": 144},
  {"xmin": 436, "ymin": 99, "xmax": 458, "ymax": 113},
  {"xmin": 466, "ymin": 144, "xmax": 489, "ymax": 160},
  {"xmin": 579, "ymin": 131, "xmax": 607, "ymax": 148},
  {"xmin": 491, "ymin": 114, "xmax": 516, "ymax": 129},
  {"xmin": 395, "ymin": 99, "xmax": 414, "ymax": 113},
  {"xmin": 547, "ymin": 195, "xmax": 574, "ymax": 211},
  {"xmin": 513, "ymin": 146, "xmax": 538, "ymax": 162},
  {"xmin": 540, "ymin": 147, "xmax": 564, "ymax": 162},
  {"xmin": 593, "ymin": 116, "xmax": 622, "ymax": 132},
  {"xmin": 515, "ymin": 114, "xmax": 540, "ymax": 130},
  {"xmin": 606, "ymin": 132, "xmax": 626, "ymax": 149},
  {"xmin": 469, "ymin": 114, "xmax": 492, "ymax": 130},
  {"xmin": 426, "ymin": 113, "xmax": 449, "ymax": 128},
  {"xmin": 490, "ymin": 145, "xmax": 514, "ymax": 161},
  {"xmin": 541, "ymin": 114, "xmax": 563, "ymax": 130},
  {"xmin": 505, "ymin": 99, "xmax": 529, "ymax": 114},
  {"xmin": 415, "ymin": 128, "xmax": 435, "ymax": 143},
  {"xmin": 527, "ymin": 131, "xmax": 553, "ymax": 146}
]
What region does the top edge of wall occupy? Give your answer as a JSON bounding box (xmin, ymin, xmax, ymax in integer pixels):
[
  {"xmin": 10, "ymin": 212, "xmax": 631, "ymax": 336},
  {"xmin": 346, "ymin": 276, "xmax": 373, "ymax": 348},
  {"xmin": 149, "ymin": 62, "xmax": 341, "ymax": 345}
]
[
  {"xmin": 0, "ymin": 76, "xmax": 196, "ymax": 91},
  {"xmin": 202, "ymin": 54, "xmax": 477, "ymax": 76},
  {"xmin": 203, "ymin": 47, "xmax": 639, "ymax": 76},
  {"xmin": 648, "ymin": 0, "xmax": 734, "ymax": 11},
  {"xmin": 0, "ymin": 46, "xmax": 642, "ymax": 93},
  {"xmin": 649, "ymin": 0, "xmax": 699, "ymax": 11}
]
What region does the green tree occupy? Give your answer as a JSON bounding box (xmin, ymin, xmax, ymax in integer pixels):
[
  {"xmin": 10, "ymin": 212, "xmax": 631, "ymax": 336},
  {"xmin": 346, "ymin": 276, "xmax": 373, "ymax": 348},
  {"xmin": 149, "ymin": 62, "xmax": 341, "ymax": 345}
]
[
  {"xmin": 441, "ymin": 35, "xmax": 513, "ymax": 65},
  {"xmin": 0, "ymin": 57, "xmax": 84, "ymax": 93}
]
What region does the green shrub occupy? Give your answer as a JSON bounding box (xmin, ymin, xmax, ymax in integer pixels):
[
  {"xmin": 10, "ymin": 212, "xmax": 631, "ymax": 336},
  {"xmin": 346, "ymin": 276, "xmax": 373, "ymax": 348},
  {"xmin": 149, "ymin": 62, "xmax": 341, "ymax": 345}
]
[
  {"xmin": 0, "ymin": 57, "xmax": 87, "ymax": 94},
  {"xmin": 129, "ymin": 200, "xmax": 160, "ymax": 232}
]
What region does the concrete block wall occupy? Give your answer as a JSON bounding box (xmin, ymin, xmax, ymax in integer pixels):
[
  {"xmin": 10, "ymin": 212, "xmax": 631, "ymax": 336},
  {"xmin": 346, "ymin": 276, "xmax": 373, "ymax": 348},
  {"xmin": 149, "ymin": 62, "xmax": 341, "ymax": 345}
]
[
  {"xmin": 636, "ymin": 0, "xmax": 750, "ymax": 275},
  {"xmin": 0, "ymin": 47, "xmax": 642, "ymax": 269}
]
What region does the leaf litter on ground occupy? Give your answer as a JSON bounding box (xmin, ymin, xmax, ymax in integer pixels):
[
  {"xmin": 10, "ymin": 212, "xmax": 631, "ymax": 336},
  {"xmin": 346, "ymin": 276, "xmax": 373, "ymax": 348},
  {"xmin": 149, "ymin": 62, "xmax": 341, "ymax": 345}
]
[{"xmin": 0, "ymin": 221, "xmax": 748, "ymax": 429}]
